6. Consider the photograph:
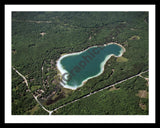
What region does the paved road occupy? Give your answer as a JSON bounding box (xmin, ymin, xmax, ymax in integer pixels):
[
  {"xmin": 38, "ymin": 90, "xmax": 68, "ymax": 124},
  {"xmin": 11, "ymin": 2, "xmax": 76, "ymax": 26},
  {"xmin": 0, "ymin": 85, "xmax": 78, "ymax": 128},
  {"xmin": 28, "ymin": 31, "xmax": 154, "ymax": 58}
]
[
  {"xmin": 51, "ymin": 70, "xmax": 149, "ymax": 113},
  {"xmin": 13, "ymin": 67, "xmax": 148, "ymax": 115},
  {"xmin": 12, "ymin": 67, "xmax": 53, "ymax": 115}
]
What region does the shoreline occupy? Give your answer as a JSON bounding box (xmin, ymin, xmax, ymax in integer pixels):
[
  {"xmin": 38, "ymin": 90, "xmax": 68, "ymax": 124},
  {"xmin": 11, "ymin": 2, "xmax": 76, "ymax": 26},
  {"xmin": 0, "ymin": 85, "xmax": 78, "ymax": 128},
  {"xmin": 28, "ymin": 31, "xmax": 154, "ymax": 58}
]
[{"xmin": 56, "ymin": 42, "xmax": 126, "ymax": 90}]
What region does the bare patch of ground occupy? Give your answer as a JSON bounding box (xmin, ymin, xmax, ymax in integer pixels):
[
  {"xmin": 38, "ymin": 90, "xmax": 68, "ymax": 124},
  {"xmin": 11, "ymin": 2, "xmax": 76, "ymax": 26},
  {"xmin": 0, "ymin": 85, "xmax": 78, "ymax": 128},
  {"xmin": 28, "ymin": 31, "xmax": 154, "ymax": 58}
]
[
  {"xmin": 136, "ymin": 90, "xmax": 148, "ymax": 98},
  {"xmin": 139, "ymin": 102, "xmax": 146, "ymax": 110},
  {"xmin": 136, "ymin": 90, "xmax": 148, "ymax": 110},
  {"xmin": 109, "ymin": 86, "xmax": 120, "ymax": 91},
  {"xmin": 40, "ymin": 32, "xmax": 46, "ymax": 36}
]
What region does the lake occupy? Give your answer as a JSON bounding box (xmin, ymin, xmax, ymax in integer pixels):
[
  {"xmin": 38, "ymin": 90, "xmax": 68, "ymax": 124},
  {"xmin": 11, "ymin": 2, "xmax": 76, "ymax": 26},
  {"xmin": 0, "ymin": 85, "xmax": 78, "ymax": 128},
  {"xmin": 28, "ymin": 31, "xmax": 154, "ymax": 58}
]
[{"xmin": 56, "ymin": 43, "xmax": 125, "ymax": 90}]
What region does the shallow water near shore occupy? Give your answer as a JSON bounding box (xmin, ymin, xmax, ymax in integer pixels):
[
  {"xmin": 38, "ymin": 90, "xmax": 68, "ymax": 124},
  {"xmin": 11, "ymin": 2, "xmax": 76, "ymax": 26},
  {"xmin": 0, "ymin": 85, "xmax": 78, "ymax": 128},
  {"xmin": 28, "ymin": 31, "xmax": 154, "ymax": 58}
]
[{"xmin": 57, "ymin": 43, "xmax": 125, "ymax": 90}]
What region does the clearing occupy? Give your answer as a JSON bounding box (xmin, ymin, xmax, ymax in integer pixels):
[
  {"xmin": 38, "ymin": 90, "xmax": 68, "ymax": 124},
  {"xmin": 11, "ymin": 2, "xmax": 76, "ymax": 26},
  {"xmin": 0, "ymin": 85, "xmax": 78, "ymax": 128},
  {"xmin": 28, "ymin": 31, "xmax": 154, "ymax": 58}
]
[
  {"xmin": 116, "ymin": 56, "xmax": 128, "ymax": 62},
  {"xmin": 136, "ymin": 90, "xmax": 148, "ymax": 98}
]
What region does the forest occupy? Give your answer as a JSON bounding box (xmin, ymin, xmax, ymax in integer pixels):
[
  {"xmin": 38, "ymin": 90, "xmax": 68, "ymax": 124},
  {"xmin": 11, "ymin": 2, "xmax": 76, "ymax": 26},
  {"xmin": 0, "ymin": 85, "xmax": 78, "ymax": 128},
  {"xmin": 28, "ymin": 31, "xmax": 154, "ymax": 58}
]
[{"xmin": 12, "ymin": 12, "xmax": 148, "ymax": 115}]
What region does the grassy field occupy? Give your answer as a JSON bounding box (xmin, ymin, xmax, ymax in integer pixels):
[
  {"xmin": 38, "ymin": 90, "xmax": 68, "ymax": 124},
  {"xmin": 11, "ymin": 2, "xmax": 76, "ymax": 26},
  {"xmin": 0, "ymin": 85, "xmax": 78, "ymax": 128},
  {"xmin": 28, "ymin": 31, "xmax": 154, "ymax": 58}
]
[{"xmin": 116, "ymin": 56, "xmax": 128, "ymax": 62}]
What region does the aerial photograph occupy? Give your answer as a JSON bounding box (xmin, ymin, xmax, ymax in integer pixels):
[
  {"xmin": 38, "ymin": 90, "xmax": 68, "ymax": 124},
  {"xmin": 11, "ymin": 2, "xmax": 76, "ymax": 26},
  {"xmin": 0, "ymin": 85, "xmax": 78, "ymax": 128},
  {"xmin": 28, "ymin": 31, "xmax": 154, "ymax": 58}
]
[{"xmin": 12, "ymin": 11, "xmax": 149, "ymax": 115}]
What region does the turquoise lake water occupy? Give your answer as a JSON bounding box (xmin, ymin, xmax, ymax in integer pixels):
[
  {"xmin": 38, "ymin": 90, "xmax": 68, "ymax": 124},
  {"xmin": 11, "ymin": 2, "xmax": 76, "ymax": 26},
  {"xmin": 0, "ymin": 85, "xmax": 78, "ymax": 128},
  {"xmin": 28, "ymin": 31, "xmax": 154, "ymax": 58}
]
[{"xmin": 58, "ymin": 43, "xmax": 124, "ymax": 89}]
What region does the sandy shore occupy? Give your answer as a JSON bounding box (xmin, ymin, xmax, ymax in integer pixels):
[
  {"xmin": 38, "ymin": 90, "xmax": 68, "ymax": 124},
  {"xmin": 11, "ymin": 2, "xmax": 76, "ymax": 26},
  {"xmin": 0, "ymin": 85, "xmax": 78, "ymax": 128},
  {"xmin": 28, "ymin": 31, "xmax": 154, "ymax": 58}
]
[{"xmin": 56, "ymin": 42, "xmax": 126, "ymax": 90}]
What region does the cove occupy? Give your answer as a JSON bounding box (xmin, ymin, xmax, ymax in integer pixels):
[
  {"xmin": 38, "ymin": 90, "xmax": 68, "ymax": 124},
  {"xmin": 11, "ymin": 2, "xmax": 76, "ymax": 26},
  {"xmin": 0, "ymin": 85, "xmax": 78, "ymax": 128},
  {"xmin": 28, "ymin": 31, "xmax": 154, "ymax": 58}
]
[{"xmin": 56, "ymin": 42, "xmax": 125, "ymax": 90}]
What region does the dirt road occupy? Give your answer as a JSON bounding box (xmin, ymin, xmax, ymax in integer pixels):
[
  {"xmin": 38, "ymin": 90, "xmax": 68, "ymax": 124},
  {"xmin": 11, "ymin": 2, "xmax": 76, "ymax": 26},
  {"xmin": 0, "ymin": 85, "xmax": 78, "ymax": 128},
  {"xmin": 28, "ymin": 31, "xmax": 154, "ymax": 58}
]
[
  {"xmin": 12, "ymin": 67, "xmax": 53, "ymax": 115},
  {"xmin": 13, "ymin": 67, "xmax": 148, "ymax": 115}
]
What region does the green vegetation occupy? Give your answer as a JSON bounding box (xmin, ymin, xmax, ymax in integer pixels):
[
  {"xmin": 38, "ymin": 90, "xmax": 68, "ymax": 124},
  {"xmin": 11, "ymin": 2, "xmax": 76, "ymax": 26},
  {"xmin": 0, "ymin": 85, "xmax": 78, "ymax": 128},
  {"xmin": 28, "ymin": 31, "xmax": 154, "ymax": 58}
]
[
  {"xmin": 54, "ymin": 78, "xmax": 148, "ymax": 115},
  {"xmin": 12, "ymin": 12, "xmax": 148, "ymax": 115},
  {"xmin": 129, "ymin": 35, "xmax": 140, "ymax": 40},
  {"xmin": 141, "ymin": 71, "xmax": 149, "ymax": 78},
  {"xmin": 116, "ymin": 56, "xmax": 128, "ymax": 62}
]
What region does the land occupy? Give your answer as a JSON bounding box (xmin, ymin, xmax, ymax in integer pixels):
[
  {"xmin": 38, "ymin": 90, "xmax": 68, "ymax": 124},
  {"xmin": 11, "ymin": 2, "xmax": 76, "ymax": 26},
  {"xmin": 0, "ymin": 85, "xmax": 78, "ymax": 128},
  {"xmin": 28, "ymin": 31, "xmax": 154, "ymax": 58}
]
[
  {"xmin": 56, "ymin": 42, "xmax": 125, "ymax": 90},
  {"xmin": 13, "ymin": 66, "xmax": 148, "ymax": 115},
  {"xmin": 12, "ymin": 12, "xmax": 148, "ymax": 115}
]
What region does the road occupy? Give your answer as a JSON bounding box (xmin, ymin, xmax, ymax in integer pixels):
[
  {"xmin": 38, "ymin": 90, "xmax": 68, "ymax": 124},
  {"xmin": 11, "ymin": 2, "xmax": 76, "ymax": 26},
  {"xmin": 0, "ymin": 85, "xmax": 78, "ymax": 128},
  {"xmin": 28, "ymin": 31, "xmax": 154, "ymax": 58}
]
[
  {"xmin": 12, "ymin": 67, "xmax": 53, "ymax": 115},
  {"xmin": 12, "ymin": 67, "xmax": 148, "ymax": 115},
  {"xmin": 51, "ymin": 70, "xmax": 149, "ymax": 113}
]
